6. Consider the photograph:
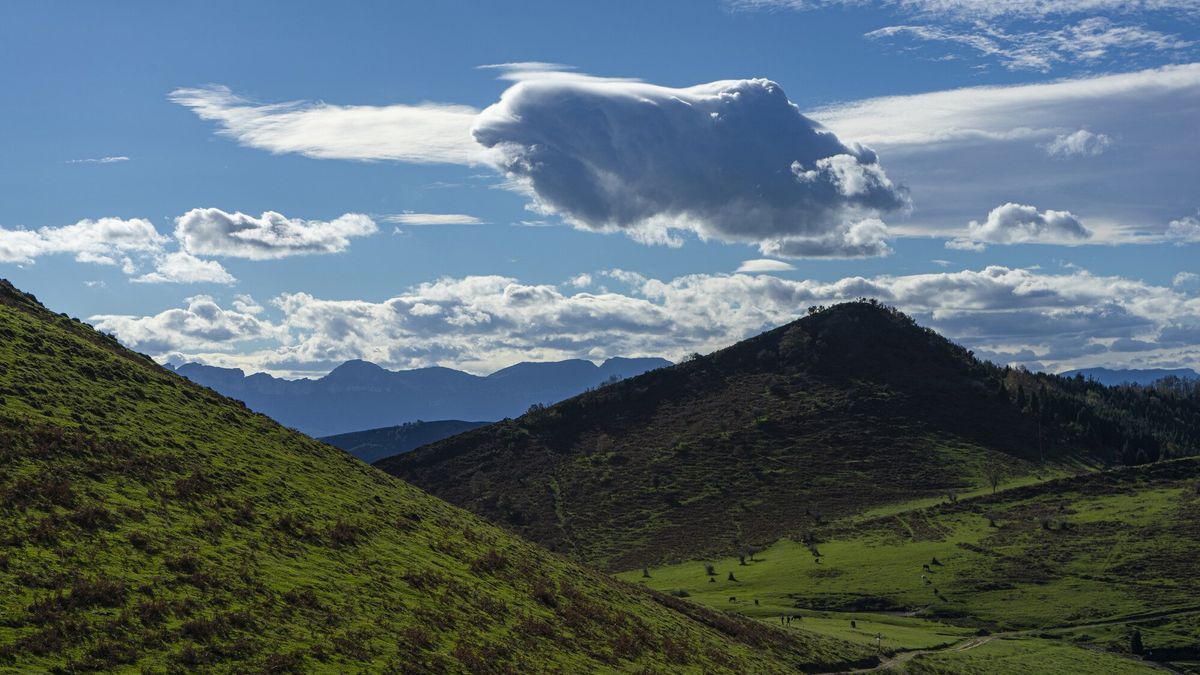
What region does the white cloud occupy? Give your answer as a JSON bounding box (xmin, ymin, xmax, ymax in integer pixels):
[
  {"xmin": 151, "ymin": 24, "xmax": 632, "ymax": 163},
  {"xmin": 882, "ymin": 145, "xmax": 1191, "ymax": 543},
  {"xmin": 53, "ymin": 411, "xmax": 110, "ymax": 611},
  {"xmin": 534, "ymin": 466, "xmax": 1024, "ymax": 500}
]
[
  {"xmin": 737, "ymin": 259, "xmax": 796, "ymax": 272},
  {"xmin": 97, "ymin": 266, "xmax": 1200, "ymax": 377},
  {"xmin": 1174, "ymin": 271, "xmax": 1200, "ymax": 288},
  {"xmin": 174, "ymin": 208, "xmax": 377, "ymax": 260},
  {"xmin": 66, "ymin": 156, "xmax": 130, "ymax": 164},
  {"xmin": 473, "ymin": 74, "xmax": 908, "ymax": 258},
  {"xmin": 567, "ymin": 273, "xmax": 594, "ymax": 288},
  {"xmin": 382, "ymin": 213, "xmax": 487, "ymax": 226},
  {"xmin": 169, "ymin": 85, "xmax": 483, "ymax": 165},
  {"xmin": 133, "ymin": 251, "xmax": 236, "ymax": 285},
  {"xmin": 1043, "ymin": 129, "xmax": 1113, "ymax": 157},
  {"xmin": 0, "ymin": 217, "xmax": 167, "ymax": 265},
  {"xmin": 866, "ymin": 18, "xmax": 1193, "ymax": 72},
  {"xmin": 1166, "ymin": 214, "xmax": 1200, "ymax": 243},
  {"xmin": 949, "ymin": 203, "xmax": 1092, "ymax": 250}
]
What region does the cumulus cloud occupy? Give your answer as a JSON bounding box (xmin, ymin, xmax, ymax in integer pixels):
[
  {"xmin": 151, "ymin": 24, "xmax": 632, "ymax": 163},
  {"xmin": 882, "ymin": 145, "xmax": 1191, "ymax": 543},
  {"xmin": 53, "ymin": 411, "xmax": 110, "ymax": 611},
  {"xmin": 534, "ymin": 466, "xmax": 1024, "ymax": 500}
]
[
  {"xmin": 737, "ymin": 259, "xmax": 796, "ymax": 273},
  {"xmin": 133, "ymin": 251, "xmax": 236, "ymax": 285},
  {"xmin": 1043, "ymin": 129, "xmax": 1113, "ymax": 157},
  {"xmin": 473, "ymin": 74, "xmax": 908, "ymax": 257},
  {"xmin": 382, "ymin": 213, "xmax": 486, "ymax": 226},
  {"xmin": 174, "ymin": 208, "xmax": 377, "ymax": 260},
  {"xmin": 948, "ymin": 203, "xmax": 1092, "ymax": 250},
  {"xmin": 95, "ymin": 265, "xmax": 1200, "ymax": 377},
  {"xmin": 1174, "ymin": 271, "xmax": 1200, "ymax": 288},
  {"xmin": 567, "ymin": 273, "xmax": 594, "ymax": 288},
  {"xmin": 169, "ymin": 85, "xmax": 482, "ymax": 164},
  {"xmin": 0, "ymin": 217, "xmax": 167, "ymax": 265}
]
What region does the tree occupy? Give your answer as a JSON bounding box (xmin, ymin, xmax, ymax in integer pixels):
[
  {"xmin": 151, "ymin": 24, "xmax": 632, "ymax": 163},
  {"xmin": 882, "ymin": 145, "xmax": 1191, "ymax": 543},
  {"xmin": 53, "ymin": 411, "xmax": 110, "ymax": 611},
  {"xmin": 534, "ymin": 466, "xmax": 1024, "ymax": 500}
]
[{"xmin": 982, "ymin": 460, "xmax": 1006, "ymax": 494}]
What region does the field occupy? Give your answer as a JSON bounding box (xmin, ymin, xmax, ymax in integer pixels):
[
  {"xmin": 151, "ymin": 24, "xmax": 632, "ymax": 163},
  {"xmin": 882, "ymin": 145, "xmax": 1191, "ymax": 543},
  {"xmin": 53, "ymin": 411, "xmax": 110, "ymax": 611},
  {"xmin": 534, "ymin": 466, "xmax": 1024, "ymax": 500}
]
[{"xmin": 622, "ymin": 458, "xmax": 1200, "ymax": 672}]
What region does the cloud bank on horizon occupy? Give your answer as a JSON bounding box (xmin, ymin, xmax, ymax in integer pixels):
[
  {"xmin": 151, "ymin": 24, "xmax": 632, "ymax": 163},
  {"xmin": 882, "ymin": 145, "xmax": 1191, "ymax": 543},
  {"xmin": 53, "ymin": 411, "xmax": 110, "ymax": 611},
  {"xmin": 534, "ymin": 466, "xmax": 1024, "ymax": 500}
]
[{"xmin": 91, "ymin": 264, "xmax": 1200, "ymax": 379}]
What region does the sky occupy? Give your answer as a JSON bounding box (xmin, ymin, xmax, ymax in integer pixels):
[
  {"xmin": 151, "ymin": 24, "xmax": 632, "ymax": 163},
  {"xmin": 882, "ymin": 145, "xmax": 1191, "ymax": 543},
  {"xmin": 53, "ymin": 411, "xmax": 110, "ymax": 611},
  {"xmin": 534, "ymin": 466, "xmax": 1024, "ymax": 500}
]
[{"xmin": 2, "ymin": 0, "xmax": 1199, "ymax": 377}]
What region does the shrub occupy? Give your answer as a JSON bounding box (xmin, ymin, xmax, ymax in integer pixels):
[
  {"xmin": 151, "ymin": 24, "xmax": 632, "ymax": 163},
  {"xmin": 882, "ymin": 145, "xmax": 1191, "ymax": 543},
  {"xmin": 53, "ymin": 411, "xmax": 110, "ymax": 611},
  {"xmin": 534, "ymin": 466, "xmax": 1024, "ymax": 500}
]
[
  {"xmin": 470, "ymin": 548, "xmax": 510, "ymax": 575},
  {"xmin": 326, "ymin": 519, "xmax": 363, "ymax": 547},
  {"xmin": 531, "ymin": 578, "xmax": 558, "ymax": 608}
]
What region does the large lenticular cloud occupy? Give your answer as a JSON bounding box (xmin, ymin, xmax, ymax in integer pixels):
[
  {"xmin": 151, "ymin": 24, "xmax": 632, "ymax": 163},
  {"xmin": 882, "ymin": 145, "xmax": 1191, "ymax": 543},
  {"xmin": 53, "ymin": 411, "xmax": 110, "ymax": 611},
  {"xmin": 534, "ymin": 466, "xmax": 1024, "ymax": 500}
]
[{"xmin": 473, "ymin": 75, "xmax": 909, "ymax": 257}]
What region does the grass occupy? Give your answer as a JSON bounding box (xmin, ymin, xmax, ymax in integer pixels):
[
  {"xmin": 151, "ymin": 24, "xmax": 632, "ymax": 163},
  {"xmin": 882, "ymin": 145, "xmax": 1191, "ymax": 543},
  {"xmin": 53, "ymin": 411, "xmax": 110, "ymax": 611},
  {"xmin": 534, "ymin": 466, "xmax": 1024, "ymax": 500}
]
[
  {"xmin": 903, "ymin": 636, "xmax": 1161, "ymax": 674},
  {"xmin": 0, "ymin": 280, "xmax": 873, "ymax": 673}
]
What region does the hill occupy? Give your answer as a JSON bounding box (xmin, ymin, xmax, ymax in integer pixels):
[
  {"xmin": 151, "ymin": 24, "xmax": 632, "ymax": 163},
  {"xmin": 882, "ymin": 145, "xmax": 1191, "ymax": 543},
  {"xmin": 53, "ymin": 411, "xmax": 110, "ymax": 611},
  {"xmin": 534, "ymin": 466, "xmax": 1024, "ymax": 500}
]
[
  {"xmin": 381, "ymin": 301, "xmax": 1200, "ymax": 571},
  {"xmin": 171, "ymin": 356, "xmax": 671, "ymax": 437},
  {"xmin": 0, "ymin": 279, "xmax": 871, "ymax": 673},
  {"xmin": 626, "ymin": 457, "xmax": 1200, "ymax": 673},
  {"xmin": 322, "ymin": 420, "xmax": 489, "ymax": 464},
  {"xmin": 1060, "ymin": 367, "xmax": 1199, "ymax": 387}
]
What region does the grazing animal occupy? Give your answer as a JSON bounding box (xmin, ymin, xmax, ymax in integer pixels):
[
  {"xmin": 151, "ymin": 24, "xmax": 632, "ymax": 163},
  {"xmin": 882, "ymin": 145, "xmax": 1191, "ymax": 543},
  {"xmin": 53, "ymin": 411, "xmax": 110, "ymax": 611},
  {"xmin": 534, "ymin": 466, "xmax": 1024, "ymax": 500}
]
[{"xmin": 729, "ymin": 596, "xmax": 736, "ymax": 602}]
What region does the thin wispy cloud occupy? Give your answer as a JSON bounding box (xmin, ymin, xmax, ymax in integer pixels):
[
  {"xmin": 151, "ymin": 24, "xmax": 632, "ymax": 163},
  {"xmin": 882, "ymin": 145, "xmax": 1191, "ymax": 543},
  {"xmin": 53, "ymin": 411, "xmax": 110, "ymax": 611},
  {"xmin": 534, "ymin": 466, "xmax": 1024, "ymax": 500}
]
[
  {"xmin": 67, "ymin": 156, "xmax": 130, "ymax": 164},
  {"xmin": 169, "ymin": 85, "xmax": 483, "ymax": 165},
  {"xmin": 867, "ymin": 18, "xmax": 1193, "ymax": 72},
  {"xmin": 383, "ymin": 213, "xmax": 487, "ymax": 226},
  {"xmin": 727, "ymin": 0, "xmax": 1200, "ymax": 21}
]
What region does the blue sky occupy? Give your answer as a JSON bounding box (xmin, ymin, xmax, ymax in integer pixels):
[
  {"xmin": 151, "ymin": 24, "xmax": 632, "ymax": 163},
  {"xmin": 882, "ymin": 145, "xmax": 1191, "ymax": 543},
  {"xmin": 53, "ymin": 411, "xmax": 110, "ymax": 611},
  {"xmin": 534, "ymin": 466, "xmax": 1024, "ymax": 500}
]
[{"xmin": 2, "ymin": 0, "xmax": 1199, "ymax": 376}]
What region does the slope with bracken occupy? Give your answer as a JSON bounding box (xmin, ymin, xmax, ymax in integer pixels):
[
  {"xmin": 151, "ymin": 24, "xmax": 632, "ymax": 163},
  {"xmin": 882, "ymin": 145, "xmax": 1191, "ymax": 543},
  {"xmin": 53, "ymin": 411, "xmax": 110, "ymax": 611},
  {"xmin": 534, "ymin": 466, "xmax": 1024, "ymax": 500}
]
[
  {"xmin": 0, "ymin": 279, "xmax": 871, "ymax": 673},
  {"xmin": 382, "ymin": 301, "xmax": 1200, "ymax": 571}
]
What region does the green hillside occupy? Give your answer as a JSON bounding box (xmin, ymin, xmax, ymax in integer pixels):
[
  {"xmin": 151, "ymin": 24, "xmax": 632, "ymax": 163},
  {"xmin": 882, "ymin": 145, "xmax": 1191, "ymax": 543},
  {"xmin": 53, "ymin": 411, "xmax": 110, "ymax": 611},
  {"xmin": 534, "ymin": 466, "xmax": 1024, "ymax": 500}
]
[
  {"xmin": 382, "ymin": 301, "xmax": 1200, "ymax": 571},
  {"xmin": 623, "ymin": 458, "xmax": 1200, "ymax": 673},
  {"xmin": 0, "ymin": 280, "xmax": 872, "ymax": 673}
]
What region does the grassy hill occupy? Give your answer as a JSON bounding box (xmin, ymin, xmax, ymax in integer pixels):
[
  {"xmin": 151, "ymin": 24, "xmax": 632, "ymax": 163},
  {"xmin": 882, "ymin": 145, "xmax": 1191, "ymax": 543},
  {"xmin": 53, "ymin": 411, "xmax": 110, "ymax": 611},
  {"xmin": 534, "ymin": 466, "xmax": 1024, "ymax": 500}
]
[
  {"xmin": 382, "ymin": 301, "xmax": 1200, "ymax": 571},
  {"xmin": 322, "ymin": 420, "xmax": 489, "ymax": 464},
  {"xmin": 0, "ymin": 279, "xmax": 872, "ymax": 673},
  {"xmin": 623, "ymin": 457, "xmax": 1200, "ymax": 673}
]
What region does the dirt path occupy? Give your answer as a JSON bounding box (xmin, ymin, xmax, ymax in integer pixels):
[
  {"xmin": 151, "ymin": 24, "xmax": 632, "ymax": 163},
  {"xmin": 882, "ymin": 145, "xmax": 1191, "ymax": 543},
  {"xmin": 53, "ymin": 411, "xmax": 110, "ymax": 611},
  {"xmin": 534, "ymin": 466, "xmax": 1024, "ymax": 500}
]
[{"xmin": 816, "ymin": 605, "xmax": 1200, "ymax": 674}]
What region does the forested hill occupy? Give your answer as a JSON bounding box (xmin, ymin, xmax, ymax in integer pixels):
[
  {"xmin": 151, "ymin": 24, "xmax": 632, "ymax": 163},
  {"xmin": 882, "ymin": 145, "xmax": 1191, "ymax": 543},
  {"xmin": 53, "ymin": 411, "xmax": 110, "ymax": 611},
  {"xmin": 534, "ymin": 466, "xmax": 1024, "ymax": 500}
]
[
  {"xmin": 382, "ymin": 301, "xmax": 1200, "ymax": 571},
  {"xmin": 0, "ymin": 279, "xmax": 871, "ymax": 673}
]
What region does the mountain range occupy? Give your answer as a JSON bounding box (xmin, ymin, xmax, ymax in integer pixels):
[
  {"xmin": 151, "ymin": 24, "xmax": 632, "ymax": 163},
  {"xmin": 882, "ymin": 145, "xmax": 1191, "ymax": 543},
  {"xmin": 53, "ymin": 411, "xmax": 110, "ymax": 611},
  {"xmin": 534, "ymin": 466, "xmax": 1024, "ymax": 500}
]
[{"xmin": 168, "ymin": 356, "xmax": 671, "ymax": 437}]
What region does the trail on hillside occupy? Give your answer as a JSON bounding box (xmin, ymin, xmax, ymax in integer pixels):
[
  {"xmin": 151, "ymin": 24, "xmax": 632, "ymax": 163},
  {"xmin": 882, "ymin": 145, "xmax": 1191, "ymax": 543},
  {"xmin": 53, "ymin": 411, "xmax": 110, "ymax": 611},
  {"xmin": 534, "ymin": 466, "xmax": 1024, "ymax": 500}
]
[{"xmin": 812, "ymin": 605, "xmax": 1200, "ymax": 674}]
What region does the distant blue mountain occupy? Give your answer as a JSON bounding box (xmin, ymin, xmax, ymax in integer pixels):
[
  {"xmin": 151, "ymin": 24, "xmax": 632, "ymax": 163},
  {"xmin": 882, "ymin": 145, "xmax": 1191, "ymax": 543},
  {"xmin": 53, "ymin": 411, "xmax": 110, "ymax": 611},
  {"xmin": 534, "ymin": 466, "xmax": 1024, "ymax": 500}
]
[
  {"xmin": 1059, "ymin": 367, "xmax": 1200, "ymax": 387},
  {"xmin": 167, "ymin": 356, "xmax": 671, "ymax": 437}
]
